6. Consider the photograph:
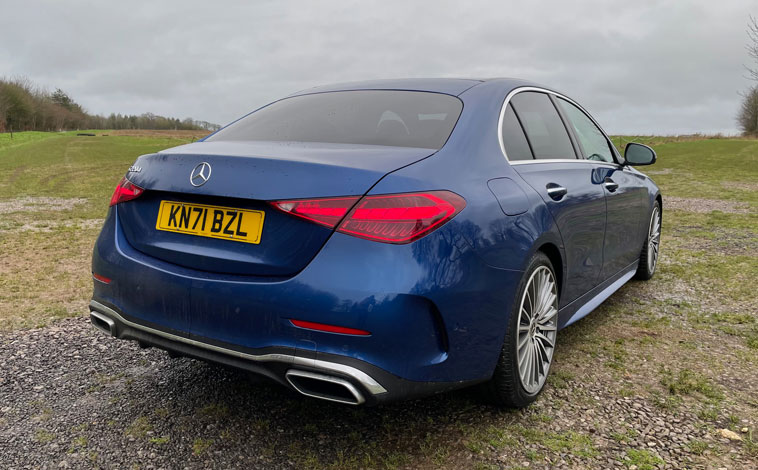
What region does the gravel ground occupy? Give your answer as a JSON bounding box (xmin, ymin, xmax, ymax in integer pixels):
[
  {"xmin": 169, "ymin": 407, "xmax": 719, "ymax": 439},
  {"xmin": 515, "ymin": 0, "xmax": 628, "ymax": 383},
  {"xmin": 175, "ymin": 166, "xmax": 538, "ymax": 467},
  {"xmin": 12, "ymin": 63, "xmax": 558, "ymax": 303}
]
[
  {"xmin": 1, "ymin": 315, "xmax": 753, "ymax": 470},
  {"xmin": 661, "ymin": 196, "xmax": 751, "ymax": 214},
  {"xmin": 0, "ymin": 197, "xmax": 88, "ymax": 215}
]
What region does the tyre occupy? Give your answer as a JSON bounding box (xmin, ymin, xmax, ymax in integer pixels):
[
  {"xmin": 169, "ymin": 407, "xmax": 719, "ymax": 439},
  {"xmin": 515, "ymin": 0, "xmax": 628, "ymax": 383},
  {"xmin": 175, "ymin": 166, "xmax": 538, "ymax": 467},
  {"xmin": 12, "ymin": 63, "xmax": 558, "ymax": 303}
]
[
  {"xmin": 635, "ymin": 201, "xmax": 661, "ymax": 281},
  {"xmin": 481, "ymin": 252, "xmax": 559, "ymax": 408}
]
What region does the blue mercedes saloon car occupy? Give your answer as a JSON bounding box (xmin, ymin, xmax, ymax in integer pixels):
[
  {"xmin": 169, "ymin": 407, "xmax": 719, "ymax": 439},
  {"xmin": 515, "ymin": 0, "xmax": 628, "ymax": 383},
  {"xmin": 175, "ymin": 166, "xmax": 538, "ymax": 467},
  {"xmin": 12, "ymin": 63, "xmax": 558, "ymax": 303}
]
[{"xmin": 90, "ymin": 78, "xmax": 661, "ymax": 407}]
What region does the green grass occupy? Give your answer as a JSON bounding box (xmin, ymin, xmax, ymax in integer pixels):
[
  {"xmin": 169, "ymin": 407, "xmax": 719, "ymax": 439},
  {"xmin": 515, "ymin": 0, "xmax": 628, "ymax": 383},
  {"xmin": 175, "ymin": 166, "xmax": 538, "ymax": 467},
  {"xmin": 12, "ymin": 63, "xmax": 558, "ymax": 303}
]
[
  {"xmin": 0, "ymin": 132, "xmax": 195, "ymax": 330},
  {"xmin": 192, "ymin": 438, "xmax": 213, "ymax": 456},
  {"xmin": 0, "ymin": 131, "xmax": 65, "ymax": 153},
  {"xmin": 612, "ymin": 136, "xmax": 758, "ymax": 206},
  {"xmin": 0, "ymin": 133, "xmax": 191, "ymax": 214},
  {"xmin": 124, "ymin": 416, "xmax": 152, "ymax": 439},
  {"xmin": 34, "ymin": 429, "xmax": 56, "ymax": 443},
  {"xmin": 660, "ymin": 367, "xmax": 723, "ymax": 401},
  {"xmin": 625, "ymin": 448, "xmax": 664, "ymax": 470}
]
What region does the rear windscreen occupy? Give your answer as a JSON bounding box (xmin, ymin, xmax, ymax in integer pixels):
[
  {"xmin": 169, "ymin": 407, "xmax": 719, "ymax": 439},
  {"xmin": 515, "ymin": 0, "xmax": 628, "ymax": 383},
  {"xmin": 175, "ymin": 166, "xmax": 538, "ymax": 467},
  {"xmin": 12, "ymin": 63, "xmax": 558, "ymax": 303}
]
[{"xmin": 206, "ymin": 90, "xmax": 463, "ymax": 149}]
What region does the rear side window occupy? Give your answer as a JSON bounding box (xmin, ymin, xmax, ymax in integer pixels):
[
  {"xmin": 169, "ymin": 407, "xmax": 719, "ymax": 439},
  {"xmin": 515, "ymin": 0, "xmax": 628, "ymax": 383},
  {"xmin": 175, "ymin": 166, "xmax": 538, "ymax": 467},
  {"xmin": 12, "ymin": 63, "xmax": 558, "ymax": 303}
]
[
  {"xmin": 510, "ymin": 92, "xmax": 576, "ymax": 160},
  {"xmin": 206, "ymin": 90, "xmax": 463, "ymax": 149},
  {"xmin": 501, "ymin": 104, "xmax": 533, "ymax": 161},
  {"xmin": 557, "ymin": 98, "xmax": 615, "ymax": 163}
]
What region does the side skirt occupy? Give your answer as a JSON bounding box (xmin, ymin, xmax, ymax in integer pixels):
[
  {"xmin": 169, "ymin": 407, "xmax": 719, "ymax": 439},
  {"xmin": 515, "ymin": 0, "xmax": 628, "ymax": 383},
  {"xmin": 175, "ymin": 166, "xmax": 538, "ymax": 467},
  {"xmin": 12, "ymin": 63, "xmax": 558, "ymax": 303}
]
[{"xmin": 557, "ymin": 260, "xmax": 638, "ymax": 329}]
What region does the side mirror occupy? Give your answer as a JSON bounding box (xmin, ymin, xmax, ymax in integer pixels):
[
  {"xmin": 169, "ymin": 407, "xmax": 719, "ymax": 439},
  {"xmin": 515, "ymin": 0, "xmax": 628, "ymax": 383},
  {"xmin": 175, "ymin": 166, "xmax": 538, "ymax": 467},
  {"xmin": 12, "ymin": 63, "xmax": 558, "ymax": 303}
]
[{"xmin": 624, "ymin": 143, "xmax": 656, "ymax": 166}]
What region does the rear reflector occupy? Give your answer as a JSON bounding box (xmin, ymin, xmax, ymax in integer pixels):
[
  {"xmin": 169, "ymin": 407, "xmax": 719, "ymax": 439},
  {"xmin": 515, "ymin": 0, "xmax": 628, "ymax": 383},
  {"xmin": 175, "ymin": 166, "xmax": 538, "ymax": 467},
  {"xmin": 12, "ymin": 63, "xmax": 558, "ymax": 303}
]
[
  {"xmin": 92, "ymin": 273, "xmax": 111, "ymax": 284},
  {"xmin": 271, "ymin": 191, "xmax": 465, "ymax": 244},
  {"xmin": 290, "ymin": 319, "xmax": 371, "ymax": 336},
  {"xmin": 109, "ymin": 177, "xmax": 144, "ymax": 206}
]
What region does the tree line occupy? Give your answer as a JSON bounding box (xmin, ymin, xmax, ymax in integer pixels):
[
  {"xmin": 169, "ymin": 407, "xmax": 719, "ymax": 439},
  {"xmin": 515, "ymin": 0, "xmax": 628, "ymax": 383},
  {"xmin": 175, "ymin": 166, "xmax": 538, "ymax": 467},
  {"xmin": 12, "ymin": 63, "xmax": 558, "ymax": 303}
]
[{"xmin": 0, "ymin": 77, "xmax": 219, "ymax": 133}]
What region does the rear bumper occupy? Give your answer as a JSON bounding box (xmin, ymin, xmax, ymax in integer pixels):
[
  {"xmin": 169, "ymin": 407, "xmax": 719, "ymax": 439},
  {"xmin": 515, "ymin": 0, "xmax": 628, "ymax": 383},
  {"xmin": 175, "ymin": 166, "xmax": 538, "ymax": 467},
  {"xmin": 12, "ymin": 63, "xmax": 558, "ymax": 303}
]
[
  {"xmin": 89, "ymin": 300, "xmax": 477, "ymax": 405},
  {"xmin": 93, "ymin": 207, "xmax": 523, "ymax": 385}
]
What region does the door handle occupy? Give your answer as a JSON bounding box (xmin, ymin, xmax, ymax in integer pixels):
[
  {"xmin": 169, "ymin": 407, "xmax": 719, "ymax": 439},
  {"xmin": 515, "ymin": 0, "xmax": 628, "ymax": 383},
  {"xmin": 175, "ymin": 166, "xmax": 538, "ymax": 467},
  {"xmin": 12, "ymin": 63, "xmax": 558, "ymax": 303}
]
[
  {"xmin": 546, "ymin": 183, "xmax": 567, "ymax": 201},
  {"xmin": 603, "ymin": 177, "xmax": 619, "ymax": 192}
]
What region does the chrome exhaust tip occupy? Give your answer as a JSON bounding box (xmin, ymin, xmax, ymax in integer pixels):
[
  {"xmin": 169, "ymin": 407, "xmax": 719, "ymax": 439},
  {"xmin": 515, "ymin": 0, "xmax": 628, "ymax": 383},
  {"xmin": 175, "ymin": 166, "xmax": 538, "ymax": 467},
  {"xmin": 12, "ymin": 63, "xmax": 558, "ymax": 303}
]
[
  {"xmin": 285, "ymin": 369, "xmax": 365, "ymax": 405},
  {"xmin": 90, "ymin": 311, "xmax": 115, "ymax": 336}
]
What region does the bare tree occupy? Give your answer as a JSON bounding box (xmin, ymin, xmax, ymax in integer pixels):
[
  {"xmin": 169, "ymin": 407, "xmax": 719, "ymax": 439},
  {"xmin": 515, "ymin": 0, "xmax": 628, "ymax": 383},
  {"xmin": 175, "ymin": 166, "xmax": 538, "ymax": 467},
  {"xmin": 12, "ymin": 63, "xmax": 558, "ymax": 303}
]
[
  {"xmin": 747, "ymin": 15, "xmax": 758, "ymax": 82},
  {"xmin": 738, "ymin": 87, "xmax": 758, "ymax": 135},
  {"xmin": 739, "ymin": 16, "xmax": 758, "ymax": 135}
]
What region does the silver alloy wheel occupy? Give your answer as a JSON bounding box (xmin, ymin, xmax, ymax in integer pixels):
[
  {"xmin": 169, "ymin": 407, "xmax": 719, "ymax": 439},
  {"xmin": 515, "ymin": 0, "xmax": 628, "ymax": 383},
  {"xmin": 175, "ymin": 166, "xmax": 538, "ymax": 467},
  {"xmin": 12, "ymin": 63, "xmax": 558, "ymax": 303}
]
[
  {"xmin": 516, "ymin": 266, "xmax": 558, "ymax": 394},
  {"xmin": 647, "ymin": 206, "xmax": 661, "ymax": 273}
]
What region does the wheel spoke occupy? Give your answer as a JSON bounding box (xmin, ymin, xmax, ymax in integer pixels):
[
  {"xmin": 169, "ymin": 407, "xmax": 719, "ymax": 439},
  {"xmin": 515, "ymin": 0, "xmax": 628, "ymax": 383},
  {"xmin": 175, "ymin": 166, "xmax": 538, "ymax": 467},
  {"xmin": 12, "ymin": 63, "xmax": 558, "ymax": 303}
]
[
  {"xmin": 538, "ymin": 272, "xmax": 550, "ymax": 312},
  {"xmin": 537, "ymin": 306, "xmax": 558, "ymax": 330},
  {"xmin": 524, "ymin": 290, "xmax": 534, "ymax": 320},
  {"xmin": 537, "ymin": 298, "xmax": 557, "ymax": 323},
  {"xmin": 535, "ymin": 332, "xmax": 555, "ymax": 350},
  {"xmin": 527, "ymin": 342, "xmax": 535, "ymax": 385},
  {"xmin": 533, "ymin": 342, "xmax": 541, "ymax": 380},
  {"xmin": 518, "ymin": 332, "xmax": 530, "ymax": 351},
  {"xmin": 518, "ymin": 342, "xmax": 530, "ymax": 369},
  {"xmin": 524, "ymin": 342, "xmax": 533, "ymax": 383},
  {"xmin": 535, "ymin": 337, "xmax": 548, "ymax": 367}
]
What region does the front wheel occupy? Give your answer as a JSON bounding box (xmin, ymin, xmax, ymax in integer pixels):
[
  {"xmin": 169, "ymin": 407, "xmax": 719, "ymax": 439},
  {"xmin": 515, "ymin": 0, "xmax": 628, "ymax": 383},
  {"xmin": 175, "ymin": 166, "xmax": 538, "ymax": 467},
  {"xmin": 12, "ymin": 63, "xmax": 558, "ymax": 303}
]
[
  {"xmin": 481, "ymin": 252, "xmax": 558, "ymax": 408},
  {"xmin": 635, "ymin": 201, "xmax": 661, "ymax": 280}
]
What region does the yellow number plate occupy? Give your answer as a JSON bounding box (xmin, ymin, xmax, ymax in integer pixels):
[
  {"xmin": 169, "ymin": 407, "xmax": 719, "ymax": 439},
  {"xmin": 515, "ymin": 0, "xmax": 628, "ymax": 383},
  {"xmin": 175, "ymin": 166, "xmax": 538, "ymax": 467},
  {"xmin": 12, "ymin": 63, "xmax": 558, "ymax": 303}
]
[{"xmin": 155, "ymin": 201, "xmax": 264, "ymax": 244}]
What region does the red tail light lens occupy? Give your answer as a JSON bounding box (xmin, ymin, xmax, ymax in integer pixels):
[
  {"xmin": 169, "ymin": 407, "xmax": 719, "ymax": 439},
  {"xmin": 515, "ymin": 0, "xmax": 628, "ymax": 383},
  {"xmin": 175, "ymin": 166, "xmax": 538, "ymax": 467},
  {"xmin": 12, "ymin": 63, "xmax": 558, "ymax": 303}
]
[
  {"xmin": 271, "ymin": 191, "xmax": 465, "ymax": 244},
  {"xmin": 109, "ymin": 177, "xmax": 144, "ymax": 206},
  {"xmin": 271, "ymin": 196, "xmax": 360, "ymax": 227},
  {"xmin": 339, "ymin": 191, "xmax": 466, "ymax": 243}
]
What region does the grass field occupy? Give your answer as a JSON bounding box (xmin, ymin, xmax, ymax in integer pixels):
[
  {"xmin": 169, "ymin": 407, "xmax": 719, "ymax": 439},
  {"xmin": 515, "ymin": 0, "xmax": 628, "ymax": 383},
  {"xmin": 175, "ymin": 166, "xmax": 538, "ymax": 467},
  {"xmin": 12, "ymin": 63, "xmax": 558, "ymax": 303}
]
[{"xmin": 0, "ymin": 132, "xmax": 756, "ymax": 469}]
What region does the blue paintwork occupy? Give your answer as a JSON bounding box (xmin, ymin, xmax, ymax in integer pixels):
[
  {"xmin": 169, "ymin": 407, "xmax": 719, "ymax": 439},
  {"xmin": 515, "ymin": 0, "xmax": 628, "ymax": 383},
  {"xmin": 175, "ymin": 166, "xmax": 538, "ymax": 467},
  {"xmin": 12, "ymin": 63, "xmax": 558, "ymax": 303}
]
[
  {"xmin": 128, "ymin": 141, "xmax": 437, "ymax": 200},
  {"xmin": 487, "ymin": 178, "xmax": 529, "ymax": 216},
  {"xmin": 92, "ymin": 78, "xmax": 660, "ymax": 393},
  {"xmin": 509, "ymin": 162, "xmax": 607, "ymax": 306},
  {"xmin": 593, "ymin": 164, "xmax": 650, "ymax": 278}
]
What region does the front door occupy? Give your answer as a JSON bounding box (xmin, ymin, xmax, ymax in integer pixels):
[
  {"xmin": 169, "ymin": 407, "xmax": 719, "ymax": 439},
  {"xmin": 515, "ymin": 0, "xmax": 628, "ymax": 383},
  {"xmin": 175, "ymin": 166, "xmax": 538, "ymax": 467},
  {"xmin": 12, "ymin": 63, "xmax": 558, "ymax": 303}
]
[{"xmin": 554, "ymin": 97, "xmax": 647, "ymax": 280}]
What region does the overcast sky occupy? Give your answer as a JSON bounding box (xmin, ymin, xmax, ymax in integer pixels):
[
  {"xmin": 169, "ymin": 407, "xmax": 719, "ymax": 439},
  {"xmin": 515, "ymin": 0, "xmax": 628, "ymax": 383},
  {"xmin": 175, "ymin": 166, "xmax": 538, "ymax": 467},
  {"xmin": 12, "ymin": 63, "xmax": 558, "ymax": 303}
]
[{"xmin": 1, "ymin": 0, "xmax": 755, "ymax": 134}]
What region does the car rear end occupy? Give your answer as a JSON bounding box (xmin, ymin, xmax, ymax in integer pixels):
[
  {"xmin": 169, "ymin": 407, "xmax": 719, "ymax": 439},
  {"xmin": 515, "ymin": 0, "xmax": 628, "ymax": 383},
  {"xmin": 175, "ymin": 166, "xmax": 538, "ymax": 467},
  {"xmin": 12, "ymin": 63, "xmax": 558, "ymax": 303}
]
[{"xmin": 90, "ymin": 86, "xmax": 510, "ymax": 404}]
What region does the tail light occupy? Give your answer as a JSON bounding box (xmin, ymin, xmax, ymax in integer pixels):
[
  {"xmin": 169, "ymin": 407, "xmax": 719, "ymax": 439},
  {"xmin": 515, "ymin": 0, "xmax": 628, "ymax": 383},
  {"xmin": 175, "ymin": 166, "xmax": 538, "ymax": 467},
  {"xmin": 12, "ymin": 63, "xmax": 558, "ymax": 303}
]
[
  {"xmin": 272, "ymin": 191, "xmax": 465, "ymax": 244},
  {"xmin": 109, "ymin": 177, "xmax": 144, "ymax": 206},
  {"xmin": 271, "ymin": 196, "xmax": 360, "ymax": 228}
]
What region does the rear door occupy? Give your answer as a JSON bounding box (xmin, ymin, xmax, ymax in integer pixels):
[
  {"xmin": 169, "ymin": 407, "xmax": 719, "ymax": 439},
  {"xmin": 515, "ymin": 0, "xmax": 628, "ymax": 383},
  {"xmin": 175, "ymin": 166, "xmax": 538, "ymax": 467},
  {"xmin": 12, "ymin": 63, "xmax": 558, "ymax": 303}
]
[
  {"xmin": 504, "ymin": 92, "xmax": 606, "ymax": 305},
  {"xmin": 555, "ymin": 98, "xmax": 648, "ymax": 279}
]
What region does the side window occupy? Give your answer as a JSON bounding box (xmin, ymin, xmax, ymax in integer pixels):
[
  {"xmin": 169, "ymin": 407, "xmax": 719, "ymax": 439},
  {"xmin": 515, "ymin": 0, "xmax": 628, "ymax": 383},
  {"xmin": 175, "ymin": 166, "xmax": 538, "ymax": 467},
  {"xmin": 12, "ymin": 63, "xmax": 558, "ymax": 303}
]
[
  {"xmin": 510, "ymin": 92, "xmax": 576, "ymax": 160},
  {"xmin": 501, "ymin": 104, "xmax": 533, "ymax": 161},
  {"xmin": 557, "ymin": 98, "xmax": 615, "ymax": 163}
]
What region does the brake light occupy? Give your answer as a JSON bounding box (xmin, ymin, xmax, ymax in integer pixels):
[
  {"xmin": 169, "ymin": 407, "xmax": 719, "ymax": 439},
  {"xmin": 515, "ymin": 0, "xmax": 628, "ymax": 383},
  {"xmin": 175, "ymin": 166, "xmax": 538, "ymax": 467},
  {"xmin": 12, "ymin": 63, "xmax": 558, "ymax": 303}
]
[
  {"xmin": 109, "ymin": 177, "xmax": 144, "ymax": 206},
  {"xmin": 271, "ymin": 191, "xmax": 465, "ymax": 244}
]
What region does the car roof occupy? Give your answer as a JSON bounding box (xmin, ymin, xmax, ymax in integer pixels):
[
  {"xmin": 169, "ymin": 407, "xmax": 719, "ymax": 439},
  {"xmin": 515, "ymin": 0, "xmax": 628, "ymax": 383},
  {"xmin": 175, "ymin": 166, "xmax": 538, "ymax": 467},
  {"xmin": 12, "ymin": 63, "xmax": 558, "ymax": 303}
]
[{"xmin": 288, "ymin": 78, "xmax": 544, "ymax": 97}]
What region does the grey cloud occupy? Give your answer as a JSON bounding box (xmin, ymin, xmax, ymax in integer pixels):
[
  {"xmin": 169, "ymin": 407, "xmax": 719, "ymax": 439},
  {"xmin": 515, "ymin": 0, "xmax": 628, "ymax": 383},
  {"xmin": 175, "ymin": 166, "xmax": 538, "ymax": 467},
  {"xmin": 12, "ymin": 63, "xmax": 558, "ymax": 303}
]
[{"xmin": 1, "ymin": 0, "xmax": 754, "ymax": 134}]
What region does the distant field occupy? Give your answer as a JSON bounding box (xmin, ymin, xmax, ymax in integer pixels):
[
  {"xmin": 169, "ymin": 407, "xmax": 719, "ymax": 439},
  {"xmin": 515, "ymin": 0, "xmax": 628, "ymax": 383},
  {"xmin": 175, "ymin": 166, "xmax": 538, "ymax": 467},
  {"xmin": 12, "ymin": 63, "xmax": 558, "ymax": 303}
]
[
  {"xmin": 0, "ymin": 131, "xmax": 756, "ymax": 469},
  {"xmin": 0, "ymin": 132, "xmax": 196, "ymax": 330}
]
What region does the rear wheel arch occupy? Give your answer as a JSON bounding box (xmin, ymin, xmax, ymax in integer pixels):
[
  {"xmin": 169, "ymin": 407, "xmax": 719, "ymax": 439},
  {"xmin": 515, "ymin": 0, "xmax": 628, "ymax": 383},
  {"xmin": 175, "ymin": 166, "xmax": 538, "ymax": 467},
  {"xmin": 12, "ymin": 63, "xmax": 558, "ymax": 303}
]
[{"xmin": 536, "ymin": 242, "xmax": 563, "ymax": 302}]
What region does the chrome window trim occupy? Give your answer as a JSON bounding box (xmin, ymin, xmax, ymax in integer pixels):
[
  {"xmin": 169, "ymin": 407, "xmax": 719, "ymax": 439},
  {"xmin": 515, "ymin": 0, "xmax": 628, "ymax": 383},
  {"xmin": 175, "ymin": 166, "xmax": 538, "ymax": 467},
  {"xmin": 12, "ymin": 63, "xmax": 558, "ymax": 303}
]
[
  {"xmin": 89, "ymin": 300, "xmax": 387, "ymax": 395},
  {"xmin": 497, "ymin": 86, "xmax": 621, "ymax": 166},
  {"xmin": 509, "ymin": 159, "xmax": 618, "ymax": 168}
]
